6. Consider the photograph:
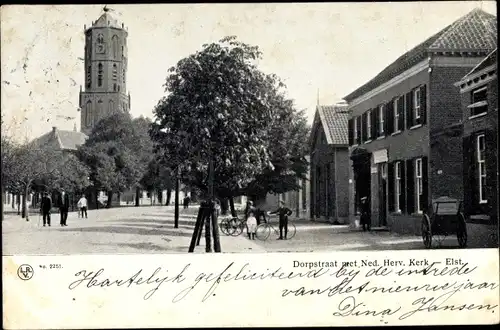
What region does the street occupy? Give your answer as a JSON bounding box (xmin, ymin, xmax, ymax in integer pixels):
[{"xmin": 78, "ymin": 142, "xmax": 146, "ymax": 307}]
[{"xmin": 3, "ymin": 205, "xmax": 495, "ymax": 255}]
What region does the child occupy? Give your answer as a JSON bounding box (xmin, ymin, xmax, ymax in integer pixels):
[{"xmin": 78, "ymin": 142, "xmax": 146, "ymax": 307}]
[
  {"xmin": 77, "ymin": 194, "xmax": 88, "ymax": 219},
  {"xmin": 246, "ymin": 209, "xmax": 257, "ymax": 240}
]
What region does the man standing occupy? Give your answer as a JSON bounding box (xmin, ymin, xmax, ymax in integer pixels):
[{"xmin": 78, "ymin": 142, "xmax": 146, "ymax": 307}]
[
  {"xmin": 40, "ymin": 192, "xmax": 52, "ymax": 227},
  {"xmin": 360, "ymin": 196, "xmax": 371, "ymax": 232},
  {"xmin": 58, "ymin": 189, "xmax": 70, "ymax": 226},
  {"xmin": 77, "ymin": 194, "xmax": 88, "ymax": 219},
  {"xmin": 268, "ymin": 200, "xmax": 293, "ymax": 240}
]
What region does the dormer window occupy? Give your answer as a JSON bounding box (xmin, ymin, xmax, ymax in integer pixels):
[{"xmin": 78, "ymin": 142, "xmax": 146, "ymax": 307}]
[{"xmin": 469, "ymin": 86, "xmax": 488, "ymax": 117}]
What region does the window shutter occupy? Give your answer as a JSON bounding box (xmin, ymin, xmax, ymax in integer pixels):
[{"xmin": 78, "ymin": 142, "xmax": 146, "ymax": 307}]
[
  {"xmin": 398, "ymin": 96, "xmax": 405, "ymax": 131},
  {"xmin": 387, "ymin": 99, "xmax": 395, "ymax": 134},
  {"xmin": 462, "ymin": 135, "xmax": 474, "ymax": 215},
  {"xmin": 348, "ymin": 119, "xmax": 354, "ymax": 145},
  {"xmin": 361, "ymin": 113, "xmax": 367, "ymax": 143},
  {"xmin": 400, "ymin": 161, "xmax": 406, "ymax": 213},
  {"xmin": 420, "ymin": 85, "xmax": 427, "ymax": 125},
  {"xmin": 388, "ymin": 162, "xmax": 395, "ymax": 212},
  {"xmin": 383, "ymin": 104, "xmax": 389, "ymax": 134},
  {"xmin": 371, "ymin": 108, "xmax": 377, "ymax": 138},
  {"xmin": 406, "ymin": 159, "xmax": 415, "ymax": 214},
  {"xmin": 406, "ymin": 92, "xmax": 413, "ymax": 129},
  {"xmin": 485, "ymin": 128, "xmax": 497, "ymax": 213},
  {"xmin": 421, "ymin": 156, "xmax": 429, "ymax": 213},
  {"xmin": 374, "ymin": 107, "xmax": 380, "ymax": 137},
  {"xmin": 356, "ymin": 116, "xmax": 362, "ymax": 144}
]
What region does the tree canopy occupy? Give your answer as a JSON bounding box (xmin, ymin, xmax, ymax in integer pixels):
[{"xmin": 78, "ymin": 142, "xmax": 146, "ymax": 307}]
[{"xmin": 151, "ymin": 36, "xmax": 296, "ymax": 199}]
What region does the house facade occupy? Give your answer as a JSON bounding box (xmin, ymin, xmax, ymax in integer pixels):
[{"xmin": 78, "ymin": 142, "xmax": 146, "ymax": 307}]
[
  {"xmin": 345, "ymin": 9, "xmax": 497, "ymax": 234},
  {"xmin": 309, "ymin": 103, "xmax": 350, "ymax": 224},
  {"xmin": 456, "ymin": 49, "xmax": 498, "ymax": 225}
]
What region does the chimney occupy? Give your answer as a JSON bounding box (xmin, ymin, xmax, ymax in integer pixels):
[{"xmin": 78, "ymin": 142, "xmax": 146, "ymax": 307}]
[{"xmin": 52, "ymin": 126, "xmax": 57, "ymax": 133}]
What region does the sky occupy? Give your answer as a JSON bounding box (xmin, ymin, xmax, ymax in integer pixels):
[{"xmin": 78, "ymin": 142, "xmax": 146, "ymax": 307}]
[{"xmin": 1, "ymin": 2, "xmax": 497, "ymax": 141}]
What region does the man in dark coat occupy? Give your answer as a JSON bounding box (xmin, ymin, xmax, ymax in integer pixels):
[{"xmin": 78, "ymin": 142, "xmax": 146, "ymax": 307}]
[
  {"xmin": 40, "ymin": 192, "xmax": 52, "ymax": 227},
  {"xmin": 360, "ymin": 196, "xmax": 371, "ymax": 231},
  {"xmin": 268, "ymin": 200, "xmax": 293, "ymax": 240},
  {"xmin": 58, "ymin": 189, "xmax": 70, "ymax": 226}
]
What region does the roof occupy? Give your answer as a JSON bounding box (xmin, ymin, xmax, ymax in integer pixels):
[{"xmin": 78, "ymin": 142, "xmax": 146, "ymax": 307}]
[
  {"xmin": 91, "ymin": 8, "xmax": 122, "ymax": 29},
  {"xmin": 32, "ymin": 128, "xmax": 88, "ymax": 151},
  {"xmin": 310, "ymin": 103, "xmax": 349, "ymax": 146},
  {"xmin": 463, "ymin": 48, "xmax": 497, "ymax": 79},
  {"xmin": 344, "ymin": 8, "xmax": 497, "ymax": 102}
]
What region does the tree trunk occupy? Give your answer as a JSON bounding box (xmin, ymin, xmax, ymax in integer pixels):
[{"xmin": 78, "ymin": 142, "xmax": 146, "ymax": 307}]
[
  {"xmin": 23, "ymin": 183, "xmax": 30, "ymax": 220},
  {"xmin": 174, "ymin": 176, "xmax": 179, "ymax": 228},
  {"xmin": 166, "ymin": 189, "xmax": 172, "ymax": 206},
  {"xmin": 106, "ymin": 191, "xmax": 113, "ymax": 208},
  {"xmin": 1, "ymin": 185, "xmax": 4, "ymax": 221},
  {"xmin": 157, "ymin": 189, "xmax": 163, "ymax": 205},
  {"xmin": 135, "ymin": 187, "xmax": 140, "ymax": 207},
  {"xmin": 229, "ymin": 197, "xmax": 237, "ymax": 217},
  {"xmin": 150, "ymin": 191, "xmax": 153, "ymax": 206},
  {"xmin": 17, "ymin": 193, "xmax": 21, "ymax": 215},
  {"xmin": 220, "ymin": 198, "xmax": 229, "ymax": 215}
]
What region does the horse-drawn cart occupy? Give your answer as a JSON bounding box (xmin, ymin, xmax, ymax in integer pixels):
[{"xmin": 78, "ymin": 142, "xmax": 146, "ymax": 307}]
[{"xmin": 421, "ymin": 196, "xmax": 467, "ymax": 249}]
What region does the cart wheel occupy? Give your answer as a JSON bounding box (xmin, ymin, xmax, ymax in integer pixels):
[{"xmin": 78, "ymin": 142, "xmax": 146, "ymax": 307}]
[
  {"xmin": 421, "ymin": 214, "xmax": 432, "ymax": 249},
  {"xmin": 457, "ymin": 212, "xmax": 467, "ymax": 248},
  {"xmin": 219, "ymin": 218, "xmax": 234, "ymax": 236}
]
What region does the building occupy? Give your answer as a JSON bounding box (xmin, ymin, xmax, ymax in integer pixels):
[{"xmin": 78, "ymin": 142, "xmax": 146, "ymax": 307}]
[
  {"xmin": 456, "ymin": 48, "xmax": 498, "ymax": 225},
  {"xmin": 80, "ymin": 7, "xmax": 131, "ymax": 135},
  {"xmin": 309, "ymin": 103, "xmax": 350, "ymax": 224},
  {"xmin": 344, "ymin": 9, "xmax": 497, "ymax": 234}
]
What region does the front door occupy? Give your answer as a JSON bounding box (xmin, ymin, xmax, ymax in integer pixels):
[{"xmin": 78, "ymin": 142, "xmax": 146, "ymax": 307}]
[{"xmin": 379, "ymin": 163, "xmax": 388, "ymax": 227}]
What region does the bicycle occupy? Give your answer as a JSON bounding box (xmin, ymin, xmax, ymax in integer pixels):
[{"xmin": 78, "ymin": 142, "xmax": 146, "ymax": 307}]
[
  {"xmin": 219, "ymin": 216, "xmax": 247, "ymax": 236},
  {"xmin": 255, "ymin": 215, "xmax": 296, "ymax": 241}
]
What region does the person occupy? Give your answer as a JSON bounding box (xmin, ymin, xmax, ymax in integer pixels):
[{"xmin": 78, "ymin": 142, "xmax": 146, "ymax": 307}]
[
  {"xmin": 77, "ymin": 194, "xmax": 88, "ymax": 219},
  {"xmin": 40, "ymin": 192, "xmax": 52, "ymax": 227},
  {"xmin": 58, "ymin": 189, "xmax": 70, "ymax": 227},
  {"xmin": 360, "ymin": 196, "xmax": 371, "ymax": 232},
  {"xmin": 268, "ymin": 200, "xmax": 293, "ymax": 240},
  {"xmin": 245, "ymin": 201, "xmax": 258, "ymax": 240}
]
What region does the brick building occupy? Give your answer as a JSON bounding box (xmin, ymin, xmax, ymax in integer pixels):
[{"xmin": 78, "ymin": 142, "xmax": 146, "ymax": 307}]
[
  {"xmin": 344, "ymin": 9, "xmax": 497, "ymax": 234},
  {"xmin": 309, "ymin": 103, "xmax": 350, "ymax": 223},
  {"xmin": 456, "ymin": 49, "xmax": 498, "ymax": 225}
]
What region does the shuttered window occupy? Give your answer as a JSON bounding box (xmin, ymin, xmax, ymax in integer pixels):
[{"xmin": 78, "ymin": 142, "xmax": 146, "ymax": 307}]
[
  {"xmin": 405, "ymin": 91, "xmax": 413, "ymax": 129},
  {"xmin": 477, "ymin": 134, "xmax": 487, "ymax": 203},
  {"xmin": 398, "ymin": 95, "xmax": 405, "ymax": 132},
  {"xmin": 393, "ymin": 98, "xmax": 399, "ymax": 132},
  {"xmin": 348, "ymin": 118, "xmax": 354, "ymax": 145},
  {"xmin": 356, "ymin": 116, "xmax": 361, "ymax": 144},
  {"xmin": 366, "ymin": 110, "xmax": 372, "ymax": 140},
  {"xmin": 414, "ymin": 89, "xmax": 421, "ymax": 122},
  {"xmin": 371, "ymin": 109, "xmax": 377, "ymax": 138},
  {"xmin": 469, "ymin": 87, "xmax": 488, "ymax": 117},
  {"xmin": 406, "ymin": 159, "xmax": 415, "ymax": 214},
  {"xmin": 379, "ymin": 105, "xmax": 385, "ymax": 136},
  {"xmin": 361, "ymin": 113, "xmax": 367, "ymax": 142}
]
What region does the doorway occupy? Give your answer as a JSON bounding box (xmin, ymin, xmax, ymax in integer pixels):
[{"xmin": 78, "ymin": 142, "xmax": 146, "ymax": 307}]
[{"xmin": 351, "ymin": 148, "xmax": 371, "ymax": 218}]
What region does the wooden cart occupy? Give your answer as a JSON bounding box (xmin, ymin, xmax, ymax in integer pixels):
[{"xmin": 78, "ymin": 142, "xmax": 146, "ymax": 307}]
[{"xmin": 421, "ymin": 196, "xmax": 467, "ymax": 249}]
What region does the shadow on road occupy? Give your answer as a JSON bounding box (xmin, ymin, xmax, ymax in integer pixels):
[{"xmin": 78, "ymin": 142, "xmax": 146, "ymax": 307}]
[
  {"xmin": 118, "ymin": 223, "xmax": 194, "ymax": 231},
  {"xmin": 61, "ymin": 225, "xmax": 193, "ymax": 237},
  {"xmin": 91, "ymin": 241, "xmax": 173, "ymax": 252},
  {"xmin": 113, "ymin": 218, "xmax": 197, "ymax": 227}
]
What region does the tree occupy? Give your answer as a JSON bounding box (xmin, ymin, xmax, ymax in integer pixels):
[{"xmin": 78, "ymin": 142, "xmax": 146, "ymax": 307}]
[
  {"xmin": 151, "ymin": 36, "xmax": 286, "ymax": 201},
  {"xmin": 1, "ymin": 134, "xmax": 20, "ymax": 220},
  {"xmin": 78, "ymin": 113, "xmax": 153, "ymax": 208},
  {"xmin": 242, "ymin": 99, "xmax": 310, "ymax": 201}
]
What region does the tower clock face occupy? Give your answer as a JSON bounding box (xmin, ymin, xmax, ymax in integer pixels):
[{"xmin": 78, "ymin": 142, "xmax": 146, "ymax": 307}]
[{"xmin": 96, "ymin": 44, "xmax": 105, "ymax": 54}]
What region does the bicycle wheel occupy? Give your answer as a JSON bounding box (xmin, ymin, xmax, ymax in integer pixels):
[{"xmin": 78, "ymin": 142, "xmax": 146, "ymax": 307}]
[
  {"xmin": 256, "ymin": 223, "xmax": 271, "ymax": 241},
  {"xmin": 287, "ymin": 223, "xmax": 297, "ymax": 239},
  {"xmin": 219, "ymin": 218, "xmax": 234, "ymax": 236},
  {"xmin": 232, "ymin": 219, "xmax": 244, "ymax": 236}
]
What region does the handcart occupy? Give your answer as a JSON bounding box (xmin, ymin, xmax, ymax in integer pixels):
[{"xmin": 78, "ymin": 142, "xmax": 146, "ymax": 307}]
[{"xmin": 421, "ymin": 196, "xmax": 467, "ymax": 249}]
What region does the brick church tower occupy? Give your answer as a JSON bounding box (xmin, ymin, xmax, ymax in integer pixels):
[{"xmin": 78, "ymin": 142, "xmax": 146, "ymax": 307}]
[{"xmin": 79, "ymin": 7, "xmax": 131, "ymax": 135}]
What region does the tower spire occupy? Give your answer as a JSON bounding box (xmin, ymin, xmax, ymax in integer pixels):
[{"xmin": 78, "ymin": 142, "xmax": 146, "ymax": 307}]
[{"xmin": 317, "ymin": 88, "xmax": 320, "ymax": 106}]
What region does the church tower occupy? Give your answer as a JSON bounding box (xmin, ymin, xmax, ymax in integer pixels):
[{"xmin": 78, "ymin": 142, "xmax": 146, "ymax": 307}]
[{"xmin": 80, "ymin": 7, "xmax": 131, "ymax": 135}]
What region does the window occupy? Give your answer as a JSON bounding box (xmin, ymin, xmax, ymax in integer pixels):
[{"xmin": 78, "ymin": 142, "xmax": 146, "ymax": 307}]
[
  {"xmin": 366, "ymin": 110, "xmax": 372, "ymax": 140},
  {"xmin": 112, "ymin": 35, "xmax": 119, "ymax": 59},
  {"xmin": 112, "ymin": 64, "xmax": 118, "ymax": 81},
  {"xmin": 395, "ymin": 161, "xmax": 401, "ymax": 212},
  {"xmin": 393, "ymin": 98, "xmax": 399, "ymax": 132},
  {"xmin": 414, "ymin": 88, "xmax": 421, "ymax": 120},
  {"xmin": 98, "ymin": 63, "xmax": 103, "ymax": 87},
  {"xmin": 477, "ymin": 134, "xmax": 487, "ymax": 203},
  {"xmin": 415, "ymin": 158, "xmax": 423, "ymax": 213},
  {"xmin": 469, "ymin": 86, "xmax": 488, "ymax": 117},
  {"xmin": 86, "ymin": 65, "xmax": 91, "ymax": 89},
  {"xmin": 123, "ymin": 68, "xmax": 126, "ymax": 83},
  {"xmin": 379, "ymin": 105, "xmax": 385, "ymax": 135},
  {"xmin": 353, "ymin": 117, "xmax": 358, "ymax": 144},
  {"xmin": 97, "ymin": 34, "xmax": 104, "ymax": 44}
]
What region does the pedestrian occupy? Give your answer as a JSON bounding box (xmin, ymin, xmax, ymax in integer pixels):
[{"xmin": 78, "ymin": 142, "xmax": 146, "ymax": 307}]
[
  {"xmin": 58, "ymin": 189, "xmax": 70, "ymax": 227},
  {"xmin": 40, "ymin": 192, "xmax": 52, "ymax": 227},
  {"xmin": 360, "ymin": 196, "xmax": 371, "ymax": 232},
  {"xmin": 77, "ymin": 194, "xmax": 88, "ymax": 219},
  {"xmin": 268, "ymin": 200, "xmax": 293, "ymax": 240},
  {"xmin": 245, "ymin": 201, "xmax": 258, "ymax": 240}
]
